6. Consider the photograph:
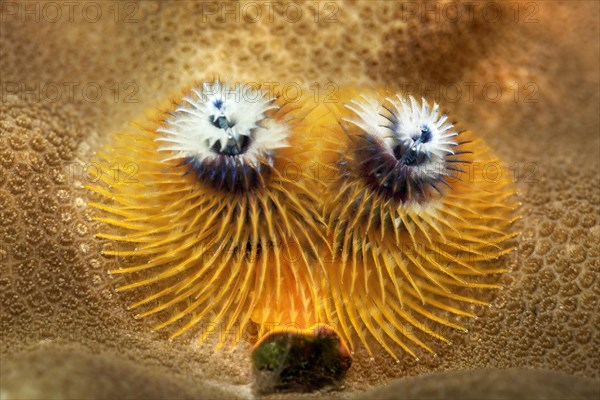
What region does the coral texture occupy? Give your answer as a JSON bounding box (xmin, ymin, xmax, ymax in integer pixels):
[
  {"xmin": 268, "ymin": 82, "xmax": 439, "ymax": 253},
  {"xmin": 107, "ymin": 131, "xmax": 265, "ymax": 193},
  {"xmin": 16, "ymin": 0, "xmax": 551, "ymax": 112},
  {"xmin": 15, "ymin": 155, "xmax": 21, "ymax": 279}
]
[{"xmin": 1, "ymin": 0, "xmax": 598, "ymax": 398}]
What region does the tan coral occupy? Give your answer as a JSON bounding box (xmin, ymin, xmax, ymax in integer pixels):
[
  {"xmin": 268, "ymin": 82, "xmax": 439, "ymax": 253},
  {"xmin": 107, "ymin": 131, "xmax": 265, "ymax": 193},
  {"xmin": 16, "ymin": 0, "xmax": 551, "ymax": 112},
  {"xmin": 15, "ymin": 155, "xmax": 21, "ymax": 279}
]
[{"xmin": 0, "ymin": 0, "xmax": 599, "ymax": 397}]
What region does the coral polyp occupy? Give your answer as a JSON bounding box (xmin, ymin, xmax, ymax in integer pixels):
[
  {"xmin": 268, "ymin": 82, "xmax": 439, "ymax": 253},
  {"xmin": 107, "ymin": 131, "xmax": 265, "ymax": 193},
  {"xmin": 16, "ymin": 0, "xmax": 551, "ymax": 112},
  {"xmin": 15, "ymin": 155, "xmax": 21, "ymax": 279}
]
[
  {"xmin": 87, "ymin": 80, "xmax": 329, "ymax": 347},
  {"xmin": 317, "ymin": 88, "xmax": 520, "ymax": 359}
]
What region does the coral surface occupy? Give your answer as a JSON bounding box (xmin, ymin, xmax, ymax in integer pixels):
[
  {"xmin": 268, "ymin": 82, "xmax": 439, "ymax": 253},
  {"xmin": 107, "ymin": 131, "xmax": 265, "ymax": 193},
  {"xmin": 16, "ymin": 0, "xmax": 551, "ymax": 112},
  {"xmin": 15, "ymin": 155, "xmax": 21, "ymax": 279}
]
[{"xmin": 1, "ymin": 1, "xmax": 598, "ymax": 398}]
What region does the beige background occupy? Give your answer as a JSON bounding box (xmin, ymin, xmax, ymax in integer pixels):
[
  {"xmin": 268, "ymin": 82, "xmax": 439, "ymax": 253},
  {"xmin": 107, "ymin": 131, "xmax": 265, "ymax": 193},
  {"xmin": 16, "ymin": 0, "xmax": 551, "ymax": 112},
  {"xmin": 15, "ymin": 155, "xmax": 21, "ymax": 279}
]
[{"xmin": 1, "ymin": 1, "xmax": 598, "ymax": 398}]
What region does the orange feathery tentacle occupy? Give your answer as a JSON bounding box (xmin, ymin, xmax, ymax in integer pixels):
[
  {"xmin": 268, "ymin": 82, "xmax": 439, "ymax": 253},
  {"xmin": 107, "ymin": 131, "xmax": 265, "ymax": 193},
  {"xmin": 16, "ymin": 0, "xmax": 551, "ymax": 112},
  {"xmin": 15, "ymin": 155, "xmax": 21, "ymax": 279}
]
[
  {"xmin": 87, "ymin": 80, "xmax": 330, "ymax": 348},
  {"xmin": 312, "ymin": 87, "xmax": 520, "ymax": 361}
]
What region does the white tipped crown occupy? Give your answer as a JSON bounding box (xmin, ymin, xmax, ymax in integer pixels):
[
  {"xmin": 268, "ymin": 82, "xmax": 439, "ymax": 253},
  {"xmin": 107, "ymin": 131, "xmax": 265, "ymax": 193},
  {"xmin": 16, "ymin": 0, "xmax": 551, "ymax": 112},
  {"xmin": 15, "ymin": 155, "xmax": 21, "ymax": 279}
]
[
  {"xmin": 345, "ymin": 94, "xmax": 459, "ymax": 178},
  {"xmin": 156, "ymin": 81, "xmax": 289, "ymax": 166}
]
